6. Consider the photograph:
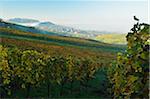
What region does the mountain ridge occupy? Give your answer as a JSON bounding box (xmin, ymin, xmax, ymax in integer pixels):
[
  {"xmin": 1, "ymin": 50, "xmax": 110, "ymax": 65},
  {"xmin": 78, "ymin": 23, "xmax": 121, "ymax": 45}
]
[{"xmin": 8, "ymin": 18, "xmax": 39, "ymax": 23}]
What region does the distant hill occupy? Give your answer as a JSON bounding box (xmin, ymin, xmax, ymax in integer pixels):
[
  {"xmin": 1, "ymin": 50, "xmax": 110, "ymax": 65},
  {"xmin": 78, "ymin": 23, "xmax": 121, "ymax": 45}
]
[
  {"xmin": 5, "ymin": 18, "xmax": 127, "ymax": 44},
  {"xmin": 0, "ymin": 20, "xmax": 62, "ymax": 36},
  {"xmin": 36, "ymin": 21, "xmax": 77, "ymax": 33},
  {"xmin": 8, "ymin": 18, "xmax": 39, "ymax": 23},
  {"xmin": 7, "ymin": 18, "xmax": 92, "ymax": 38},
  {"xmin": 7, "ymin": 18, "xmax": 83, "ymax": 36},
  {"xmin": 37, "ymin": 22, "xmax": 55, "ymax": 26}
]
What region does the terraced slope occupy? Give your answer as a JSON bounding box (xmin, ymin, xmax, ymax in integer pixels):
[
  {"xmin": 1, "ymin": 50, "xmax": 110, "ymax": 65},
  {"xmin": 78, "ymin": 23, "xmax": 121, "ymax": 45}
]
[{"xmin": 0, "ymin": 27, "xmax": 125, "ymax": 53}]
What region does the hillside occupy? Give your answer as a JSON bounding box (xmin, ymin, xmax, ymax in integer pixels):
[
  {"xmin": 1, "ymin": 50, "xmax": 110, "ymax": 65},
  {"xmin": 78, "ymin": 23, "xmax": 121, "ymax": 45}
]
[
  {"xmin": 0, "ymin": 21, "xmax": 126, "ymax": 68},
  {"xmin": 0, "ymin": 19, "xmax": 127, "ymax": 99},
  {"xmin": 0, "ymin": 21, "xmax": 63, "ymax": 36},
  {"xmin": 95, "ymin": 33, "xmax": 127, "ymax": 44},
  {"xmin": 7, "ymin": 18, "xmax": 87, "ymax": 37},
  {"xmin": 0, "ymin": 27, "xmax": 125, "ymax": 53},
  {"xmin": 6, "ymin": 18, "xmax": 127, "ymax": 44}
]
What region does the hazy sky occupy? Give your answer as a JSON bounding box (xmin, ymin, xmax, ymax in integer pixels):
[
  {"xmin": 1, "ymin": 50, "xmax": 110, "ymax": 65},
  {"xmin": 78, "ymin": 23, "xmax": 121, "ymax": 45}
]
[{"xmin": 0, "ymin": 0, "xmax": 148, "ymax": 33}]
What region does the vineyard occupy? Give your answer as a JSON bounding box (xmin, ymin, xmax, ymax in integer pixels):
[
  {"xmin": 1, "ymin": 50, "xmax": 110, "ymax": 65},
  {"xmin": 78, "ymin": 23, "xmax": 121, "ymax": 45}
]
[
  {"xmin": 0, "ymin": 21, "xmax": 118, "ymax": 98},
  {"xmin": 0, "ymin": 45, "xmax": 104, "ymax": 98},
  {"xmin": 0, "ymin": 18, "xmax": 149, "ymax": 98}
]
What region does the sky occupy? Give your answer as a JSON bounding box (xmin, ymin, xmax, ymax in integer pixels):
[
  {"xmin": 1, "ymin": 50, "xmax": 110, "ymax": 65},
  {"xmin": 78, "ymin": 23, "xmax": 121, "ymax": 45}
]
[{"xmin": 0, "ymin": 0, "xmax": 149, "ymax": 33}]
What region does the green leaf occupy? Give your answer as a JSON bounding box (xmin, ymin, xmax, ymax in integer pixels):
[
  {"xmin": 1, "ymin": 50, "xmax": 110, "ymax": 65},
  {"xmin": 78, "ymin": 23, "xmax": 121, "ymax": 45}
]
[{"xmin": 21, "ymin": 84, "xmax": 26, "ymax": 88}]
